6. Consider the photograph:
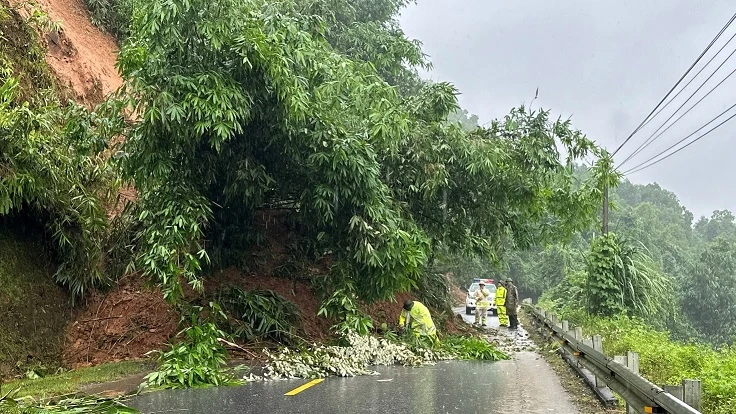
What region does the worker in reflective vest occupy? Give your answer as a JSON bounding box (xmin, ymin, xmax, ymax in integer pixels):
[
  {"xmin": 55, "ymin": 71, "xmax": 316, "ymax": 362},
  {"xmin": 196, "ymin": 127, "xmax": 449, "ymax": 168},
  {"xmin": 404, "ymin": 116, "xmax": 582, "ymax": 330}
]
[
  {"xmin": 495, "ymin": 279, "xmax": 509, "ymax": 327},
  {"xmin": 398, "ymin": 300, "xmax": 438, "ymax": 342},
  {"xmin": 473, "ymin": 281, "xmax": 492, "ymax": 326}
]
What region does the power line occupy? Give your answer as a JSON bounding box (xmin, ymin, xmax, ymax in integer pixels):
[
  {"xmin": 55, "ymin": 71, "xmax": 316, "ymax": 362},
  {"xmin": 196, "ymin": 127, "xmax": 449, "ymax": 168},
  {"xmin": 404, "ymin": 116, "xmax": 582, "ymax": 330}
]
[
  {"xmin": 623, "ymin": 103, "xmax": 736, "ymax": 174},
  {"xmin": 618, "ymin": 51, "xmax": 736, "ymax": 168},
  {"xmin": 636, "ymin": 30, "xmax": 736, "ymax": 132},
  {"xmin": 611, "ymin": 12, "xmax": 736, "ymax": 157},
  {"xmin": 622, "ymin": 66, "xmax": 736, "ymax": 168}
]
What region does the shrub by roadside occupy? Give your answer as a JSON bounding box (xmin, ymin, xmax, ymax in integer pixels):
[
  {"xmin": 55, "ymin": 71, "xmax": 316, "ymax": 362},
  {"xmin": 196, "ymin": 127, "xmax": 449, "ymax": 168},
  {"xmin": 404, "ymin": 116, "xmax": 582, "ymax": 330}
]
[{"xmin": 547, "ymin": 309, "xmax": 736, "ymax": 414}]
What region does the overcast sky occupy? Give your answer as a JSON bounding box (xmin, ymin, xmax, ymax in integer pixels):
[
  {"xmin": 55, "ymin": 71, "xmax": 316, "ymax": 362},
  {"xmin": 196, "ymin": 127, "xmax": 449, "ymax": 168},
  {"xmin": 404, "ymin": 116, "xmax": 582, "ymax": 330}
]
[{"xmin": 399, "ymin": 0, "xmax": 735, "ymax": 220}]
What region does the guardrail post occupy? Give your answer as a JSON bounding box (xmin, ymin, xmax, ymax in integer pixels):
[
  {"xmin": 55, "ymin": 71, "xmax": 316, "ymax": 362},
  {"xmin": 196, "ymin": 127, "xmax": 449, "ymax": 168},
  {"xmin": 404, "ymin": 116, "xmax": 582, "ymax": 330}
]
[
  {"xmin": 537, "ymin": 309, "xmax": 548, "ymax": 339},
  {"xmin": 574, "ymin": 327, "xmax": 582, "ymax": 340},
  {"xmin": 614, "ymin": 355, "xmax": 634, "ymax": 414},
  {"xmin": 592, "ymin": 335, "xmax": 603, "ymax": 353},
  {"xmin": 663, "ymin": 384, "xmax": 684, "ymax": 400},
  {"xmin": 626, "ymin": 352, "xmax": 639, "ymax": 374},
  {"xmin": 562, "ymin": 320, "xmax": 569, "ymax": 332},
  {"xmin": 683, "ymin": 379, "xmax": 702, "ymax": 411},
  {"xmin": 592, "ymin": 335, "xmax": 603, "ymax": 387},
  {"xmin": 626, "ymin": 352, "xmax": 639, "ymax": 414}
]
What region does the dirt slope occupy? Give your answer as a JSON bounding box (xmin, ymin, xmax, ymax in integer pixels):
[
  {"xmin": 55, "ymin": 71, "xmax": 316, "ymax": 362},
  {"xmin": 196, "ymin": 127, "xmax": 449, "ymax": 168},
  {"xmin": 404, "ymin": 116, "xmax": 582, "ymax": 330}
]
[
  {"xmin": 64, "ymin": 276, "xmax": 178, "ymax": 368},
  {"xmin": 9, "ymin": 0, "xmax": 121, "ymax": 104}
]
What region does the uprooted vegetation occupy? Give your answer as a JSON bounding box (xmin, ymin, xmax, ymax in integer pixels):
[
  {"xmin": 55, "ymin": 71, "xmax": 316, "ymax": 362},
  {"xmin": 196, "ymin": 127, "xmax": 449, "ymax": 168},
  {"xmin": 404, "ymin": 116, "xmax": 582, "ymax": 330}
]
[
  {"xmin": 142, "ymin": 316, "xmax": 508, "ymax": 390},
  {"xmin": 260, "ymin": 333, "xmax": 508, "ymax": 380},
  {"xmin": 0, "ymin": 393, "xmax": 138, "ymax": 414}
]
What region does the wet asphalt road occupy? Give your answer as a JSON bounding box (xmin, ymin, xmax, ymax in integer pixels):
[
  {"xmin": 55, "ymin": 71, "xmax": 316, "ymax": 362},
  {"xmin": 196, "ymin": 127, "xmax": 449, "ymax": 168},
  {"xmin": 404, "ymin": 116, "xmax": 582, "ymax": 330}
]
[
  {"xmin": 454, "ymin": 306, "xmax": 501, "ymax": 328},
  {"xmin": 129, "ymin": 309, "xmax": 578, "ymax": 414}
]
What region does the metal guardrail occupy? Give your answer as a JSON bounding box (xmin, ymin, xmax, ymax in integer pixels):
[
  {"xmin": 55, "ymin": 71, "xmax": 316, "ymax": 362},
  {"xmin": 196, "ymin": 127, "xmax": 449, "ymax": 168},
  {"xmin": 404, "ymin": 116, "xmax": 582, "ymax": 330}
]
[{"xmin": 524, "ymin": 304, "xmax": 702, "ymax": 414}]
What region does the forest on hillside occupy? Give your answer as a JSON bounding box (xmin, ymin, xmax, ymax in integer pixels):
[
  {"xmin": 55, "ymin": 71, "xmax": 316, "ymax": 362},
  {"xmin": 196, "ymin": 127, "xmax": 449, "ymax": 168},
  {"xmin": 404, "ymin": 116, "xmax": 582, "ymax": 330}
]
[{"xmin": 478, "ymin": 176, "xmax": 736, "ymax": 346}]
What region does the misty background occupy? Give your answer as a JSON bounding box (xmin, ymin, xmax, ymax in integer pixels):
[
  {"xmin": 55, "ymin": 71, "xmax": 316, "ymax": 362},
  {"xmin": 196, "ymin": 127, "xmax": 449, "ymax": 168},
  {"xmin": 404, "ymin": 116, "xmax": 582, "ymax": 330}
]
[{"xmin": 400, "ymin": 0, "xmax": 736, "ymax": 220}]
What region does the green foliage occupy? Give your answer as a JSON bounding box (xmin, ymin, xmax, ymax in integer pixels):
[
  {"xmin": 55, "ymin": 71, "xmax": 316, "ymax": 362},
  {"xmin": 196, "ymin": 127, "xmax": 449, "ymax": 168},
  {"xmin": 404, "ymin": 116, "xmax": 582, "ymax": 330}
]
[
  {"xmin": 1, "ymin": 5, "xmax": 126, "ymax": 299},
  {"xmin": 0, "ymin": 1, "xmax": 56, "ymax": 103},
  {"xmin": 83, "ymin": 0, "xmax": 132, "ymax": 39},
  {"xmin": 3, "ymin": 361, "xmax": 149, "ymax": 400},
  {"xmin": 116, "ymin": 0, "xmax": 434, "ymax": 303},
  {"xmin": 438, "ymin": 336, "xmax": 509, "ymax": 361},
  {"xmin": 682, "ymin": 238, "xmax": 736, "ymax": 344},
  {"xmin": 586, "ymin": 234, "xmax": 626, "ymax": 315},
  {"xmin": 610, "ymin": 180, "xmax": 696, "ymax": 281},
  {"xmin": 434, "ymin": 252, "xmax": 495, "ymax": 291},
  {"xmin": 539, "ymin": 267, "xmax": 589, "ymax": 315},
  {"xmin": 694, "ymin": 210, "xmax": 736, "ymax": 244},
  {"xmin": 551, "ymin": 310, "xmax": 736, "ymax": 414},
  {"xmin": 317, "ymin": 280, "xmax": 373, "ymax": 336},
  {"xmin": 310, "ymin": 0, "xmax": 428, "ymax": 94},
  {"xmin": 503, "ymin": 243, "xmax": 582, "ymax": 300},
  {"xmin": 700, "ymin": 348, "xmax": 736, "ymax": 414},
  {"xmin": 0, "ymin": 71, "xmax": 123, "ymax": 298},
  {"xmin": 387, "ymin": 100, "xmax": 603, "ymax": 259},
  {"xmin": 0, "ymin": 393, "xmax": 139, "ymax": 414},
  {"xmin": 218, "ymin": 287, "xmax": 301, "ymax": 344},
  {"xmin": 144, "ymin": 305, "xmax": 240, "ymax": 389},
  {"xmin": 586, "ymin": 233, "xmax": 671, "ymax": 318},
  {"xmin": 414, "ymin": 271, "xmax": 453, "ymax": 312},
  {"xmin": 114, "ymin": 0, "xmax": 606, "ymax": 307},
  {"xmin": 125, "ymin": 188, "xmax": 212, "ymax": 302},
  {"xmin": 447, "ymin": 108, "xmax": 480, "ymax": 132}
]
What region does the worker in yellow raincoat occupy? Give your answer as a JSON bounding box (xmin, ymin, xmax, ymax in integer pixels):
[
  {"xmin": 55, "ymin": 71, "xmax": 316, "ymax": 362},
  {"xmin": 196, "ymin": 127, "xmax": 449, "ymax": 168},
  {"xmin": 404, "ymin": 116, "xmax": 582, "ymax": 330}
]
[
  {"xmin": 398, "ymin": 300, "xmax": 438, "ymax": 342},
  {"xmin": 473, "ymin": 281, "xmax": 492, "ymax": 326},
  {"xmin": 495, "ymin": 279, "xmax": 509, "ymax": 327}
]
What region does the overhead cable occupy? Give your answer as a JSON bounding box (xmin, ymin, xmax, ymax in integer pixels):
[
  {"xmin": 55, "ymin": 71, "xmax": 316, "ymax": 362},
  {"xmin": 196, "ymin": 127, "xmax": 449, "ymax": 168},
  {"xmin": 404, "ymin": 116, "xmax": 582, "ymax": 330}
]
[
  {"xmin": 611, "ymin": 12, "xmax": 736, "ymax": 157},
  {"xmin": 624, "ymin": 103, "xmax": 736, "ymax": 174},
  {"xmin": 636, "ymin": 29, "xmax": 736, "ymax": 132},
  {"xmin": 619, "ymin": 54, "xmax": 736, "ymax": 168}
]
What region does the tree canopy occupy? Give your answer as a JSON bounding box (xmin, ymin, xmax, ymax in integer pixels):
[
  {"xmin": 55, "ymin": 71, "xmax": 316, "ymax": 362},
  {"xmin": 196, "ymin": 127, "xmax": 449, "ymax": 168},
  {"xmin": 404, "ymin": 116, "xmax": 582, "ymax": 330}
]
[{"xmin": 112, "ymin": 0, "xmax": 606, "ymax": 303}]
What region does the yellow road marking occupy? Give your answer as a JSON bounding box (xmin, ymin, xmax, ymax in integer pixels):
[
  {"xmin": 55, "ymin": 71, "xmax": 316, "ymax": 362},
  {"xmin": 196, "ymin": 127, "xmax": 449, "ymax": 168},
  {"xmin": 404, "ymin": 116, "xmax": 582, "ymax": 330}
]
[{"xmin": 284, "ymin": 379, "xmax": 324, "ymax": 396}]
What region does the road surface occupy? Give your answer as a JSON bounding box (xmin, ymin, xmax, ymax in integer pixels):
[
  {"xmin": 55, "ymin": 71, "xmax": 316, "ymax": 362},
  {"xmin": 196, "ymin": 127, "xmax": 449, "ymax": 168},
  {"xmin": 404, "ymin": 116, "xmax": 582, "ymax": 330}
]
[
  {"xmin": 128, "ymin": 309, "xmax": 579, "ymax": 414},
  {"xmin": 454, "ymin": 305, "xmax": 501, "ymax": 328}
]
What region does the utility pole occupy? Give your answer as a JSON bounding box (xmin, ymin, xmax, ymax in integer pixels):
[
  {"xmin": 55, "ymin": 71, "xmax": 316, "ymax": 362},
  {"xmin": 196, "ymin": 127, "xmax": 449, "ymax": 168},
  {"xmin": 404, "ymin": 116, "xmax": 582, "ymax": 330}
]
[{"xmin": 602, "ymin": 183, "xmax": 609, "ymax": 235}]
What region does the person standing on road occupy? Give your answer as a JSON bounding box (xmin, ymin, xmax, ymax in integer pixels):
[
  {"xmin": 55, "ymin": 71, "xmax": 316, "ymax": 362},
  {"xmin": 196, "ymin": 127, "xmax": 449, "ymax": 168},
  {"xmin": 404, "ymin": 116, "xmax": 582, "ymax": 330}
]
[
  {"xmin": 505, "ymin": 278, "xmax": 520, "ymax": 329},
  {"xmin": 399, "ymin": 300, "xmax": 439, "ymax": 343},
  {"xmin": 473, "ymin": 281, "xmax": 492, "ymax": 326},
  {"xmin": 495, "ymin": 279, "xmax": 508, "ymax": 327}
]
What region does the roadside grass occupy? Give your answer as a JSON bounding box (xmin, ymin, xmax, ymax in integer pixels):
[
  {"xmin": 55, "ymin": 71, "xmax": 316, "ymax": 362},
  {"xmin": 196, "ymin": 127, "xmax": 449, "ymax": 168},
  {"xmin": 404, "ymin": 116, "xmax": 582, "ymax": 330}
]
[
  {"xmin": 540, "ymin": 308, "xmax": 736, "ymax": 414},
  {"xmin": 1, "ymin": 361, "xmax": 150, "ymax": 399}
]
